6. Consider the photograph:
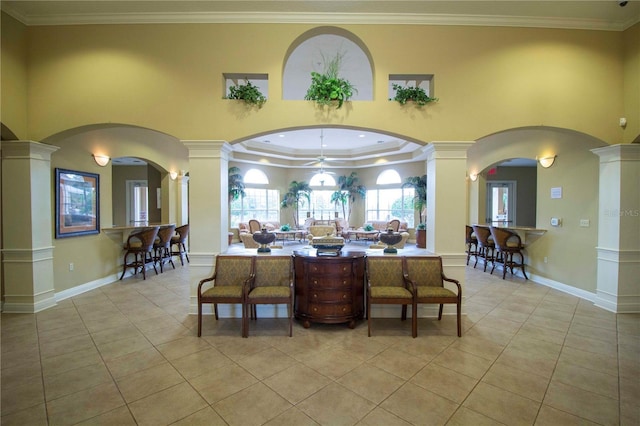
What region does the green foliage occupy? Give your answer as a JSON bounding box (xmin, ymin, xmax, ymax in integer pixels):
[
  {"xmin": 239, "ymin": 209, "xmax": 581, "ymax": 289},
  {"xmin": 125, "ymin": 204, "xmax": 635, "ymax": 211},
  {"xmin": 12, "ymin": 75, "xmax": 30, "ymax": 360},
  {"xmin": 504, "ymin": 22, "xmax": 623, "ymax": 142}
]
[
  {"xmin": 281, "ymin": 180, "xmax": 312, "ymax": 228},
  {"xmin": 330, "ymin": 190, "xmax": 349, "ymax": 219},
  {"xmin": 304, "ymin": 52, "xmax": 357, "ymax": 109},
  {"xmin": 227, "ymin": 80, "xmax": 266, "ymax": 107},
  {"xmin": 336, "ymin": 172, "xmax": 366, "ymax": 221},
  {"xmin": 363, "ymin": 224, "xmax": 375, "ymax": 231},
  {"xmin": 416, "ymin": 223, "xmax": 426, "ymax": 230},
  {"xmin": 280, "ymin": 224, "xmax": 291, "ymax": 231},
  {"xmin": 228, "ymin": 166, "xmax": 245, "ymax": 202},
  {"xmin": 402, "ymin": 175, "xmax": 427, "ymax": 223},
  {"xmin": 390, "ymin": 84, "xmax": 438, "ymax": 106}
]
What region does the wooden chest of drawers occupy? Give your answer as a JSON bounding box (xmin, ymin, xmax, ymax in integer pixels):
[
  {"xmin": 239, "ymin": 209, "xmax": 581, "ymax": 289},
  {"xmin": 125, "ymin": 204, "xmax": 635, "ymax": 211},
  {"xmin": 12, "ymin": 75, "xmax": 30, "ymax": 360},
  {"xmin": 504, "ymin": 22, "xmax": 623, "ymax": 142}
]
[{"xmin": 293, "ymin": 250, "xmax": 366, "ymax": 328}]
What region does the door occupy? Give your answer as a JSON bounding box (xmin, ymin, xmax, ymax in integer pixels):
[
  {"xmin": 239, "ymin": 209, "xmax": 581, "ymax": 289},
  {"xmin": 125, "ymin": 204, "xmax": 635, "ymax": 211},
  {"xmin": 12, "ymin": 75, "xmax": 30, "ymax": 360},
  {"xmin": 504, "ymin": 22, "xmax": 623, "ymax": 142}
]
[
  {"xmin": 486, "ymin": 181, "xmax": 516, "ymax": 226},
  {"xmin": 126, "ymin": 180, "xmax": 148, "ymax": 225}
]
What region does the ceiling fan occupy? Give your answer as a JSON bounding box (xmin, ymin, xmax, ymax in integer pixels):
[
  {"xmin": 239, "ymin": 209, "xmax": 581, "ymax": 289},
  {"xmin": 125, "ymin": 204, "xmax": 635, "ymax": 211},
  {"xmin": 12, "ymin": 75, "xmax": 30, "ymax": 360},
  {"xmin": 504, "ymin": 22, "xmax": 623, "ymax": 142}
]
[{"xmin": 303, "ymin": 129, "xmax": 343, "ymax": 169}]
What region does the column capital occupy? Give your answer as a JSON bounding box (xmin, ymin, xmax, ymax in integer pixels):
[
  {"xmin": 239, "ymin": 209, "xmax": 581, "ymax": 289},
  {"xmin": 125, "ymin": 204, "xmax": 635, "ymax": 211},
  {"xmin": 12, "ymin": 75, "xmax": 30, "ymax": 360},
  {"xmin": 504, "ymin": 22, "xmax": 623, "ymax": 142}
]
[
  {"xmin": 591, "ymin": 143, "xmax": 640, "ymax": 162},
  {"xmin": 423, "ymin": 141, "xmax": 475, "ymax": 160},
  {"xmin": 182, "ymin": 140, "xmax": 232, "ymax": 160},
  {"xmin": 1, "ymin": 140, "xmax": 59, "ymax": 160}
]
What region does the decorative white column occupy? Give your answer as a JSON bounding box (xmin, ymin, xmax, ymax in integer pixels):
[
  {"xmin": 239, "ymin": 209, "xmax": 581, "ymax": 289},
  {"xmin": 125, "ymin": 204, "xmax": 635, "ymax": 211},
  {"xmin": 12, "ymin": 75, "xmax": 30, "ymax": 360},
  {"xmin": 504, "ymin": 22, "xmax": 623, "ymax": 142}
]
[
  {"xmin": 2, "ymin": 141, "xmax": 59, "ymax": 312},
  {"xmin": 591, "ymin": 144, "xmax": 640, "ymax": 313},
  {"xmin": 182, "ymin": 140, "xmax": 231, "ymax": 315},
  {"xmin": 423, "ymin": 142, "xmax": 474, "ymax": 316}
]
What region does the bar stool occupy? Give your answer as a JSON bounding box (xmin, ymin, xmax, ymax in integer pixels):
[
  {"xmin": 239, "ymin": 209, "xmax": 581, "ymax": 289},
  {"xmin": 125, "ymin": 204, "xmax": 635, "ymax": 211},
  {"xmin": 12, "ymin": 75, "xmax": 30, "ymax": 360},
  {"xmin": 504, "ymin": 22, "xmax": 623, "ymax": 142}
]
[
  {"xmin": 465, "ymin": 225, "xmax": 479, "ymax": 266},
  {"xmin": 471, "ymin": 225, "xmax": 496, "ymax": 272},
  {"xmin": 171, "ymin": 224, "xmax": 190, "ymax": 265},
  {"xmin": 120, "ymin": 226, "xmax": 160, "ymax": 280},
  {"xmin": 154, "ymin": 224, "xmax": 176, "ymax": 273},
  {"xmin": 489, "ymin": 226, "xmax": 528, "ymax": 280}
]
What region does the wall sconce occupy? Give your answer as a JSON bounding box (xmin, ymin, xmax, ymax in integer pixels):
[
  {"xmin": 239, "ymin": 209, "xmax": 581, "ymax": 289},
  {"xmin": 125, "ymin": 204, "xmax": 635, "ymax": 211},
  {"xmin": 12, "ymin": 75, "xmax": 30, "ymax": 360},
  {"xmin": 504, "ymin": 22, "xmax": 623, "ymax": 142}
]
[
  {"xmin": 169, "ymin": 171, "xmax": 178, "ymax": 180},
  {"xmin": 538, "ymin": 155, "xmax": 557, "ymax": 168},
  {"xmin": 469, "ymin": 173, "xmax": 478, "ymax": 182},
  {"xmin": 92, "ymin": 154, "xmax": 110, "ymax": 167}
]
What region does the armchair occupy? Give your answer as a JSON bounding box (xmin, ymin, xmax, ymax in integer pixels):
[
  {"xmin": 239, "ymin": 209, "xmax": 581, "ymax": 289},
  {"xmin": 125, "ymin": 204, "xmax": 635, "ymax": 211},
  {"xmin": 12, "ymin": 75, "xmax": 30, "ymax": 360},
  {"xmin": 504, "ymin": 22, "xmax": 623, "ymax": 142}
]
[
  {"xmin": 366, "ymin": 256, "xmax": 416, "ymax": 337},
  {"xmin": 306, "ymin": 224, "xmax": 337, "ymax": 242}
]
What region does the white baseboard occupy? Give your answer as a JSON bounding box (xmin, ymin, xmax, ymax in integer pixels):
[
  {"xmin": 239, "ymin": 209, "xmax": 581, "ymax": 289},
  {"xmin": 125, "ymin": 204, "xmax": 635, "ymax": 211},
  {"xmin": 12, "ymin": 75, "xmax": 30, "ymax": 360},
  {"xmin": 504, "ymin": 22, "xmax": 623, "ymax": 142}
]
[{"xmin": 55, "ymin": 274, "xmax": 119, "ymax": 302}]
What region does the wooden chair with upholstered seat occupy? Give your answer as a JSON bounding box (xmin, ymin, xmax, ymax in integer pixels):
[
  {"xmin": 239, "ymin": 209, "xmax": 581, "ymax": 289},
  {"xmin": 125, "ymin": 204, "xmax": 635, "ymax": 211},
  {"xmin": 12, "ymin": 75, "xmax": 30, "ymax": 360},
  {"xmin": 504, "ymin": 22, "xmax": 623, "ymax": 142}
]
[
  {"xmin": 243, "ymin": 255, "xmax": 294, "ymax": 338},
  {"xmin": 404, "ymin": 256, "xmax": 462, "ymax": 337},
  {"xmin": 489, "ymin": 226, "xmax": 528, "ymax": 280},
  {"xmin": 120, "ymin": 226, "xmax": 160, "ymax": 280},
  {"xmin": 197, "ymin": 255, "xmax": 254, "ymax": 337},
  {"xmin": 471, "ymin": 225, "xmax": 496, "ymax": 272},
  {"xmin": 248, "ymin": 219, "xmax": 261, "ymax": 234},
  {"xmin": 387, "ymin": 219, "xmax": 401, "ymax": 232},
  {"xmin": 170, "ymin": 224, "xmax": 189, "ymax": 265},
  {"xmin": 366, "ymin": 256, "xmax": 416, "ymax": 338},
  {"xmin": 465, "ymin": 225, "xmax": 479, "ymax": 266},
  {"xmin": 153, "ymin": 224, "xmax": 176, "ymax": 273}
]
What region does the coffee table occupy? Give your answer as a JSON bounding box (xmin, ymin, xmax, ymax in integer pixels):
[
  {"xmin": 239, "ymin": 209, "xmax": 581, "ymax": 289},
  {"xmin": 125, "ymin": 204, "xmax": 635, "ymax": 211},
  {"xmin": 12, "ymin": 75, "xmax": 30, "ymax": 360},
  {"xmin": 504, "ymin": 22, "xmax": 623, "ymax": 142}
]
[
  {"xmin": 346, "ymin": 229, "xmax": 380, "ymax": 242},
  {"xmin": 273, "ymin": 229, "xmax": 308, "ymax": 244}
]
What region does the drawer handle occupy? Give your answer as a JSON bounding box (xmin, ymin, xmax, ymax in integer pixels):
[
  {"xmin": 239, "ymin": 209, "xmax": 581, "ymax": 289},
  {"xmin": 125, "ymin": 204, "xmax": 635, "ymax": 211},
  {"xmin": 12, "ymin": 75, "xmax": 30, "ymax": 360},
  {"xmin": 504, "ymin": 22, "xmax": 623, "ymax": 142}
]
[
  {"xmin": 313, "ymin": 280, "xmax": 318, "ymax": 285},
  {"xmin": 342, "ymin": 294, "xmax": 347, "ymax": 299},
  {"xmin": 313, "ymin": 293, "xmax": 318, "ymax": 298},
  {"xmin": 342, "ymin": 307, "xmax": 347, "ymax": 312},
  {"xmin": 343, "ymin": 280, "xmax": 347, "ymax": 285},
  {"xmin": 313, "ymin": 307, "xmax": 318, "ymax": 312}
]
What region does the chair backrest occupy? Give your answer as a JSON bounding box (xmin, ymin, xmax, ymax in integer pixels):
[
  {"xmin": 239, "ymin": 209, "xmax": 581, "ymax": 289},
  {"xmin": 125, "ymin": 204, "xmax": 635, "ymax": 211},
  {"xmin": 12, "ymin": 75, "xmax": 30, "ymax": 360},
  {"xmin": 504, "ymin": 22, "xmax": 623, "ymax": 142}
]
[
  {"xmin": 253, "ymin": 255, "xmax": 292, "ymax": 287},
  {"xmin": 174, "ymin": 224, "xmax": 189, "ymax": 243},
  {"xmin": 489, "ymin": 226, "xmax": 521, "ymax": 250},
  {"xmin": 128, "ymin": 226, "xmax": 160, "ymax": 251},
  {"xmin": 366, "ymin": 257, "xmax": 406, "ymax": 288},
  {"xmin": 156, "ymin": 224, "xmax": 176, "ymax": 247},
  {"xmin": 472, "ymin": 225, "xmax": 492, "ymax": 246},
  {"xmin": 240, "ymin": 233, "xmax": 260, "ymax": 248},
  {"xmin": 465, "ymin": 225, "xmax": 476, "ymax": 243},
  {"xmin": 404, "ymin": 256, "xmax": 444, "ymax": 288},
  {"xmin": 249, "ymin": 219, "xmax": 261, "ymax": 233},
  {"xmin": 309, "ymin": 224, "xmax": 336, "ymax": 236},
  {"xmin": 387, "ymin": 219, "xmax": 400, "ymax": 232},
  {"xmin": 213, "ymin": 255, "xmax": 254, "ymax": 287}
]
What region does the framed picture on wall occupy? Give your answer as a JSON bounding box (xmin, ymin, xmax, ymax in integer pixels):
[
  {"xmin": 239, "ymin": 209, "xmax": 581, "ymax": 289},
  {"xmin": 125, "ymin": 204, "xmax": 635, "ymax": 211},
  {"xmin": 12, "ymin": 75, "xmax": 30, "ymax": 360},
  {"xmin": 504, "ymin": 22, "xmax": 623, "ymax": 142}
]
[{"xmin": 55, "ymin": 168, "xmax": 100, "ymax": 238}]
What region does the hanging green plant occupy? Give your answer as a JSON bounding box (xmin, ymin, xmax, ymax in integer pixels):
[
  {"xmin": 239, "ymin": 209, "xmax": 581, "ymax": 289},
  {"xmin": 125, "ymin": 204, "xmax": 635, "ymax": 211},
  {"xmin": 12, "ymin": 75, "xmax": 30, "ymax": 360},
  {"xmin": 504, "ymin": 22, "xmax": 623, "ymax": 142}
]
[
  {"xmin": 390, "ymin": 84, "xmax": 438, "ymax": 106},
  {"xmin": 226, "ymin": 80, "xmax": 267, "ymax": 107},
  {"xmin": 304, "ymin": 52, "xmax": 357, "ymax": 109}
]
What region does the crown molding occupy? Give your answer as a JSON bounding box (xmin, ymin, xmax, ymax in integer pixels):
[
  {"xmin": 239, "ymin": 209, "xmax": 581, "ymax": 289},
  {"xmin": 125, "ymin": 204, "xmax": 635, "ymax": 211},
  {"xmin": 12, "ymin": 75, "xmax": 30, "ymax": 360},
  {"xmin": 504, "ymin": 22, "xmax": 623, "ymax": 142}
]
[{"xmin": 1, "ymin": 6, "xmax": 635, "ymax": 32}]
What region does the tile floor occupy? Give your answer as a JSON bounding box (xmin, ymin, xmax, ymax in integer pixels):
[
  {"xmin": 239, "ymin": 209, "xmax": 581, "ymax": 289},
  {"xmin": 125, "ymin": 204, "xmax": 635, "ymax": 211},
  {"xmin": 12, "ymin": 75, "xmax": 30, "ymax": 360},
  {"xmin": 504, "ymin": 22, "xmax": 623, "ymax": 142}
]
[{"xmin": 1, "ymin": 250, "xmax": 638, "ymax": 425}]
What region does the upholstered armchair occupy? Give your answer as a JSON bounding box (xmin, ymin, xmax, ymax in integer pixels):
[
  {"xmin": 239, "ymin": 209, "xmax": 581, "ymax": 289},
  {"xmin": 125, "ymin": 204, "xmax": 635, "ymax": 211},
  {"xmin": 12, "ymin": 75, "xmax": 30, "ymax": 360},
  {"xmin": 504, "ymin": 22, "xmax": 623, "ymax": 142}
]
[
  {"xmin": 248, "ymin": 219, "xmax": 261, "ymax": 233},
  {"xmin": 306, "ymin": 224, "xmax": 337, "ymax": 242},
  {"xmin": 365, "ymin": 256, "xmax": 417, "ymax": 338},
  {"xmin": 197, "ymin": 255, "xmax": 254, "ymax": 336},
  {"xmin": 404, "ymin": 256, "xmax": 462, "ymax": 337},
  {"xmin": 243, "ymin": 255, "xmax": 294, "ymax": 337}
]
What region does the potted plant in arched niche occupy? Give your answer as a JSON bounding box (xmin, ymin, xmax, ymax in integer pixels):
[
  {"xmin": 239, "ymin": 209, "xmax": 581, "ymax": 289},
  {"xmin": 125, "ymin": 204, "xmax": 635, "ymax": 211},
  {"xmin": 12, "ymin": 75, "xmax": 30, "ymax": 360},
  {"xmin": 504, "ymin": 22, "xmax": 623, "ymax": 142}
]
[
  {"xmin": 335, "ymin": 172, "xmax": 366, "ymax": 222},
  {"xmin": 390, "ymin": 84, "xmax": 438, "ymax": 107},
  {"xmin": 226, "ymin": 80, "xmax": 267, "ymax": 107},
  {"xmin": 402, "ymin": 175, "xmax": 427, "ymax": 248},
  {"xmin": 304, "ymin": 51, "xmax": 357, "ymax": 109},
  {"xmin": 281, "ymin": 180, "xmax": 312, "ymax": 229}
]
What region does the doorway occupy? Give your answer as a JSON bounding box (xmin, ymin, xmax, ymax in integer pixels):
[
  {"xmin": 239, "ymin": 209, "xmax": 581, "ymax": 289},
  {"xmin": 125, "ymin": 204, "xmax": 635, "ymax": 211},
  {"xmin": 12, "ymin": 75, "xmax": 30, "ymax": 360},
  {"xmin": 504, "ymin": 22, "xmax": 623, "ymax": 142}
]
[
  {"xmin": 126, "ymin": 180, "xmax": 148, "ymax": 225},
  {"xmin": 486, "ymin": 181, "xmax": 516, "ymax": 226}
]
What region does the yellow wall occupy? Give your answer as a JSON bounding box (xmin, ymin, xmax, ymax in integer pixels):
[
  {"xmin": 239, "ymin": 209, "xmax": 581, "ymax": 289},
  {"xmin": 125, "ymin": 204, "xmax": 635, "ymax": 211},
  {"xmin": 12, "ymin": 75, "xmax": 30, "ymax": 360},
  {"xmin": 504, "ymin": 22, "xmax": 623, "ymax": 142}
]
[
  {"xmin": 623, "ymin": 22, "xmax": 640, "ymax": 143},
  {"xmin": 1, "ymin": 12, "xmax": 28, "ymax": 138}
]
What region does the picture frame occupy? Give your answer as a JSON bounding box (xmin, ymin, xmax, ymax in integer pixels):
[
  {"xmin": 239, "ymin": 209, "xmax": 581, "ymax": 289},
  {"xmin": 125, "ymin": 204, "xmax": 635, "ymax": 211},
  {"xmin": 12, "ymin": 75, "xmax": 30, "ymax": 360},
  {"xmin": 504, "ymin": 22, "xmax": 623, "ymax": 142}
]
[{"xmin": 55, "ymin": 168, "xmax": 100, "ymax": 238}]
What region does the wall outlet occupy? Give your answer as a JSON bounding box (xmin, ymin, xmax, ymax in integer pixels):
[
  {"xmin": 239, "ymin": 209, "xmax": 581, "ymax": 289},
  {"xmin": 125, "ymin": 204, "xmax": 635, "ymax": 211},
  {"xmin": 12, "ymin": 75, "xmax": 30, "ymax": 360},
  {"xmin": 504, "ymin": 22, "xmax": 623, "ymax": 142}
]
[
  {"xmin": 550, "ymin": 217, "xmax": 561, "ymax": 227},
  {"xmin": 579, "ymin": 219, "xmax": 590, "ymax": 227},
  {"xmin": 69, "ymin": 263, "xmax": 74, "ymax": 271}
]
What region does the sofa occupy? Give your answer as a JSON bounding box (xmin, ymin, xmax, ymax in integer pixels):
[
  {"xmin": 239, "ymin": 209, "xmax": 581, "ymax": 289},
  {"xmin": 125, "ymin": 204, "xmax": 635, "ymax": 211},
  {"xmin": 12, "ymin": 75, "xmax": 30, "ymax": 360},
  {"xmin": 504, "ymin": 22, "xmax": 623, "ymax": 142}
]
[
  {"xmin": 364, "ymin": 220, "xmax": 408, "ymax": 232},
  {"xmin": 306, "ymin": 224, "xmax": 338, "ymax": 242},
  {"xmin": 238, "ymin": 221, "xmax": 281, "ymax": 234}
]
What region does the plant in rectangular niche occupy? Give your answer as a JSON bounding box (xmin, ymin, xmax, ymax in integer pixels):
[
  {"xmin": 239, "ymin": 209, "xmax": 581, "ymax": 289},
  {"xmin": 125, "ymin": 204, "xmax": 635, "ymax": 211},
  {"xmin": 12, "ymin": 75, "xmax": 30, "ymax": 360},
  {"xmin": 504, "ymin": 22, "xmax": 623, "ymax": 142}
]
[
  {"xmin": 226, "ymin": 80, "xmax": 266, "ymax": 107},
  {"xmin": 305, "ymin": 51, "xmax": 357, "ymax": 109},
  {"xmin": 390, "ymin": 84, "xmax": 438, "ymax": 106}
]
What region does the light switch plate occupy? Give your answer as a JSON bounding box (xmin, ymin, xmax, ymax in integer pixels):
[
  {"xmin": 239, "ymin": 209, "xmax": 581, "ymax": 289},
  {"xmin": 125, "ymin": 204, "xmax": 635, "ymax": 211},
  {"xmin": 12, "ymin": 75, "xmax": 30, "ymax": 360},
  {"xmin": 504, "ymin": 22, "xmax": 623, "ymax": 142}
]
[
  {"xmin": 551, "ymin": 217, "xmax": 561, "ymax": 227},
  {"xmin": 580, "ymin": 219, "xmax": 590, "ymax": 227}
]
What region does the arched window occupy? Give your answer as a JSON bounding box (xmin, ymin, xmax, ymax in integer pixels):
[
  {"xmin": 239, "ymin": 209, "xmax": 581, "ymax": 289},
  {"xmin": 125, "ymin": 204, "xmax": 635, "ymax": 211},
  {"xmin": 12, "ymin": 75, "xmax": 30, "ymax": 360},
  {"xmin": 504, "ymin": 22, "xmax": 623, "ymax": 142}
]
[
  {"xmin": 309, "ymin": 172, "xmax": 336, "ymax": 187},
  {"xmin": 244, "ymin": 168, "xmax": 269, "ymax": 184},
  {"xmin": 376, "ymin": 169, "xmax": 402, "ymax": 185},
  {"xmin": 367, "ymin": 169, "xmax": 415, "ymax": 225}
]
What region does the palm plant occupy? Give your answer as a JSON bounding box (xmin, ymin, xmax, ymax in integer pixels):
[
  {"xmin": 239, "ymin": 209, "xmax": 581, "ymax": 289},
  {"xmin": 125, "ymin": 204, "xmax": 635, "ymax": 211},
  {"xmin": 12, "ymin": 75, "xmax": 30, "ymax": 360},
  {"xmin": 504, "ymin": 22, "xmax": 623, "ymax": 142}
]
[
  {"xmin": 336, "ymin": 172, "xmax": 366, "ymax": 221},
  {"xmin": 330, "ymin": 190, "xmax": 349, "ymax": 218},
  {"xmin": 228, "ymin": 166, "xmax": 245, "ymax": 203},
  {"xmin": 402, "ymin": 175, "xmax": 427, "ymax": 223},
  {"xmin": 281, "ymin": 180, "xmax": 312, "ymax": 228}
]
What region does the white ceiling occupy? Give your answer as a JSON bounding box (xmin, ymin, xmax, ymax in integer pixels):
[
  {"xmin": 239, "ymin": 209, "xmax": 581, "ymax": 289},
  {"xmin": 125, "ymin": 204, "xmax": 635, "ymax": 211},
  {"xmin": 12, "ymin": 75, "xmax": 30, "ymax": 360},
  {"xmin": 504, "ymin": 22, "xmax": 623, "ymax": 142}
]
[{"xmin": 5, "ymin": 1, "xmax": 637, "ymax": 168}]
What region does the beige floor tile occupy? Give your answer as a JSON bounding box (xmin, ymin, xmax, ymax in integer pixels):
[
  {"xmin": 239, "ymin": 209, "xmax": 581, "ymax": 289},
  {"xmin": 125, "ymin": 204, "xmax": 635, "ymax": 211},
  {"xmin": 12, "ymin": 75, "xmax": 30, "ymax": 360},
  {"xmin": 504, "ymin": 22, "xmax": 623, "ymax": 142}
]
[
  {"xmin": 432, "ymin": 347, "xmax": 493, "ymax": 380},
  {"xmin": 169, "ymin": 347, "xmax": 232, "ymax": 379},
  {"xmin": 303, "ymin": 347, "xmax": 365, "ymax": 380},
  {"xmin": 557, "ymin": 345, "xmax": 618, "ymax": 377},
  {"xmin": 171, "ymin": 407, "xmax": 227, "ymax": 426},
  {"xmin": 128, "ymin": 382, "xmax": 208, "ymax": 426},
  {"xmin": 44, "ymin": 362, "xmax": 113, "ymax": 401},
  {"xmin": 397, "ymin": 334, "xmax": 456, "ymax": 361},
  {"xmin": 506, "ymin": 335, "xmax": 562, "ymax": 360},
  {"xmin": 1, "ymin": 331, "xmax": 40, "ymax": 351},
  {"xmin": 39, "ymin": 333, "xmax": 96, "ymax": 359},
  {"xmin": 474, "ymin": 316, "xmax": 522, "ymax": 334},
  {"xmin": 263, "ymin": 363, "xmax": 332, "ymax": 404},
  {"xmin": 525, "ymin": 315, "xmax": 571, "ymax": 333},
  {"xmin": 463, "ymin": 382, "xmax": 540, "ymax": 426},
  {"xmin": 620, "ymin": 400, "xmax": 640, "ymax": 426},
  {"xmin": 104, "ymin": 346, "xmax": 166, "ymax": 379},
  {"xmin": 83, "ymin": 314, "xmax": 133, "ymax": 334},
  {"xmin": 552, "ymin": 360, "xmax": 619, "ymax": 399},
  {"xmin": 46, "ymin": 382, "xmax": 125, "ymax": 426},
  {"xmin": 534, "ymin": 404, "xmax": 600, "ymax": 426},
  {"xmin": 411, "ymin": 363, "xmax": 478, "ymax": 404},
  {"xmin": 381, "ymin": 382, "xmax": 459, "ymax": 426},
  {"xmin": 37, "ymin": 323, "xmax": 89, "ymax": 343},
  {"xmin": 515, "ymin": 322, "xmax": 567, "ymax": 345},
  {"xmin": 446, "ymin": 406, "xmax": 505, "ymax": 426},
  {"xmin": 463, "ymin": 324, "xmax": 516, "ymax": 346},
  {"xmin": 1, "ymin": 359, "xmax": 42, "ymax": 384},
  {"xmin": 1, "ymin": 374, "xmax": 45, "ymax": 416},
  {"xmin": 96, "ymin": 334, "xmax": 154, "ymax": 361},
  {"xmin": 367, "ymin": 347, "xmax": 427, "ymax": 380},
  {"xmin": 334, "ymin": 334, "xmax": 391, "ymax": 361},
  {"xmin": 213, "ymin": 382, "xmax": 292, "ymax": 426},
  {"xmin": 482, "ymin": 363, "xmax": 550, "ymax": 402},
  {"xmin": 142, "ymin": 322, "xmax": 192, "ymax": 345},
  {"xmin": 189, "ymin": 363, "xmax": 258, "ymax": 404},
  {"xmin": 41, "ymin": 347, "xmax": 104, "ymax": 377},
  {"xmin": 451, "ymin": 335, "xmax": 505, "ymax": 361},
  {"xmin": 536, "ymin": 299, "xmax": 576, "ymax": 314},
  {"xmin": 115, "ymin": 361, "xmax": 185, "ymax": 403},
  {"xmin": 620, "ymin": 376, "xmax": 640, "ymax": 405},
  {"xmin": 338, "ymin": 363, "xmax": 406, "ymax": 404},
  {"xmin": 357, "ymin": 407, "xmax": 412, "ymax": 426},
  {"xmin": 74, "ymin": 406, "xmax": 137, "ymax": 426},
  {"xmin": 486, "ymin": 306, "xmax": 531, "ymax": 323},
  {"xmin": 543, "ymin": 380, "xmax": 619, "ymax": 425},
  {"xmin": 494, "ymin": 346, "xmax": 557, "ymax": 379},
  {"xmin": 90, "ymin": 324, "xmax": 146, "ymax": 346},
  {"xmin": 297, "ymin": 382, "xmax": 376, "ymax": 426},
  {"xmin": 263, "ymin": 407, "xmax": 320, "ymax": 426},
  {"xmin": 0, "ymin": 402, "xmax": 48, "ymax": 426},
  {"xmin": 563, "ymin": 333, "xmax": 619, "ymax": 357},
  {"xmin": 1, "ymin": 345, "xmax": 42, "ymax": 370},
  {"xmin": 235, "ymin": 346, "xmax": 298, "ymax": 380},
  {"xmin": 155, "ymin": 335, "xmax": 211, "ymax": 360}
]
